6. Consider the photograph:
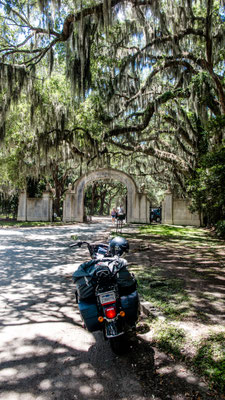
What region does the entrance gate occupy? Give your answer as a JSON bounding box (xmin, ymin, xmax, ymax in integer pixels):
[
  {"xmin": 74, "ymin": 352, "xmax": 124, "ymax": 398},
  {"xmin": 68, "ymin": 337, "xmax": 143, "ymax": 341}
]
[{"xmin": 63, "ymin": 168, "xmax": 150, "ymax": 223}]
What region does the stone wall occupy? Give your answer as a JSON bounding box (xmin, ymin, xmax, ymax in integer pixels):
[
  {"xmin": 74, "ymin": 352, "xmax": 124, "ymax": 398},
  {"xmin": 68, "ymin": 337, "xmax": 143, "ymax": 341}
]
[
  {"xmin": 161, "ymin": 190, "xmax": 200, "ymax": 226},
  {"xmin": 17, "ymin": 191, "xmax": 53, "ymax": 222},
  {"xmin": 173, "ymin": 199, "xmax": 200, "ymax": 226},
  {"xmin": 17, "ymin": 191, "xmax": 27, "ymax": 221}
]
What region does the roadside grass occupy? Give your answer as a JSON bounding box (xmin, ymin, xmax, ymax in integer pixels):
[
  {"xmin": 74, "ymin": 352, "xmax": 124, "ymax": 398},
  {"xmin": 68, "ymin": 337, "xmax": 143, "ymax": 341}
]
[
  {"xmin": 112, "ymin": 225, "xmax": 224, "ymax": 259},
  {"xmin": 137, "ymin": 224, "xmax": 223, "ymax": 249},
  {"xmin": 124, "ymin": 225, "xmax": 225, "ymax": 394},
  {"xmin": 0, "ymin": 220, "xmax": 69, "ymax": 228},
  {"xmin": 130, "ymin": 264, "xmax": 191, "ymax": 319},
  {"xmin": 119, "ymin": 225, "xmax": 224, "ymax": 280},
  {"xmin": 144, "ymin": 320, "xmax": 225, "ymax": 393},
  {"xmin": 121, "ymin": 224, "xmax": 219, "ymax": 245},
  {"xmin": 150, "ymin": 321, "xmax": 186, "ymax": 358},
  {"xmin": 193, "ymin": 333, "xmax": 225, "ymax": 393}
]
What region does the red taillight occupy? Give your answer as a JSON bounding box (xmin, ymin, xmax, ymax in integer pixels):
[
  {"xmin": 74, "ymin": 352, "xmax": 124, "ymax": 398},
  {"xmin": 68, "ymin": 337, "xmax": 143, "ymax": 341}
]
[{"xmin": 105, "ymin": 307, "xmax": 117, "ymax": 319}]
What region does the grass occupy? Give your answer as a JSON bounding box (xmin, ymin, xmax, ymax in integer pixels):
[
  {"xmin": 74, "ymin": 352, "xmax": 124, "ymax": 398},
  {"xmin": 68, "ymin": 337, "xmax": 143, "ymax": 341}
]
[
  {"xmin": 0, "ymin": 220, "xmax": 72, "ymax": 227},
  {"xmin": 145, "ymin": 320, "xmax": 225, "ymax": 393},
  {"xmin": 138, "ymin": 224, "xmax": 222, "ymax": 248},
  {"xmin": 150, "ymin": 321, "xmax": 186, "ymax": 357},
  {"xmin": 139, "ymin": 224, "xmax": 205, "ymax": 236},
  {"xmin": 71, "ymin": 235, "xmax": 78, "ymax": 240},
  {"xmin": 124, "ymin": 224, "xmax": 224, "ymax": 322},
  {"xmin": 193, "ymin": 333, "xmax": 225, "ymax": 392},
  {"xmin": 112, "ymin": 224, "xmax": 224, "ymax": 254},
  {"xmin": 124, "ymin": 224, "xmax": 225, "ymax": 394},
  {"xmin": 130, "ymin": 265, "xmax": 191, "ymax": 319}
]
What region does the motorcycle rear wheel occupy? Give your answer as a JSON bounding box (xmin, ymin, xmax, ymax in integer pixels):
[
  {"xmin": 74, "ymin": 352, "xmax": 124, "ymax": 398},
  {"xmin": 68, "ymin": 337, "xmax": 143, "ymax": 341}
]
[{"xmin": 109, "ymin": 334, "xmax": 128, "ymax": 355}]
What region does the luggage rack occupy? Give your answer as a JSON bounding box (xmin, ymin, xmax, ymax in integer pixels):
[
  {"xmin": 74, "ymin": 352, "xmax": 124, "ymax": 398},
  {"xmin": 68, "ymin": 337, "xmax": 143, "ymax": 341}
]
[{"xmin": 70, "ymin": 240, "xmax": 110, "ymax": 259}]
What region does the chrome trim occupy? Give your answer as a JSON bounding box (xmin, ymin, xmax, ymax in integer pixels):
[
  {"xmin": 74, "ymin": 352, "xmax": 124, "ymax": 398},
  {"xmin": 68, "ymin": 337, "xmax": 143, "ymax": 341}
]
[{"xmin": 106, "ymin": 331, "xmax": 124, "ymax": 338}]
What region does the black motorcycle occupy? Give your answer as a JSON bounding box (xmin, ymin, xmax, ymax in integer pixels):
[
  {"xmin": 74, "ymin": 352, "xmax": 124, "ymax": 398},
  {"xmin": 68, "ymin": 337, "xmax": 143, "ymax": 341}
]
[{"xmin": 70, "ymin": 236, "xmax": 139, "ymax": 354}]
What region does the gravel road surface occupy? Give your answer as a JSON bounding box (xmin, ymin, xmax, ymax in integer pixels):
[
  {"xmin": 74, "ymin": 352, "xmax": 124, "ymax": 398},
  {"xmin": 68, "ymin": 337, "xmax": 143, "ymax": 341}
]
[{"xmin": 0, "ymin": 221, "xmax": 153, "ymax": 400}]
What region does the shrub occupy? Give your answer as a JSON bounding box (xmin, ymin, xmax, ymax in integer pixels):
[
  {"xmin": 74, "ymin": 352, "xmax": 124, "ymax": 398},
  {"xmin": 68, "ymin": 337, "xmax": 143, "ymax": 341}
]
[{"xmin": 215, "ymin": 220, "xmax": 225, "ymax": 239}]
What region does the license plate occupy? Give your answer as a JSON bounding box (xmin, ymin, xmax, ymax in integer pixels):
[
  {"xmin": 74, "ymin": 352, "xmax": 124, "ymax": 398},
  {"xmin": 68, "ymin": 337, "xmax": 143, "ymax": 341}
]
[{"xmin": 99, "ymin": 291, "xmax": 116, "ymax": 305}]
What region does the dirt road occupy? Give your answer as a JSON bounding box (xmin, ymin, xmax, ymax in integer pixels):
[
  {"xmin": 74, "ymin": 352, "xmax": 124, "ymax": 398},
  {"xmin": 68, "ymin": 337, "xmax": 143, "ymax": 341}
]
[
  {"xmin": 0, "ymin": 221, "xmax": 154, "ymax": 400},
  {"xmin": 0, "ymin": 220, "xmax": 220, "ymax": 400}
]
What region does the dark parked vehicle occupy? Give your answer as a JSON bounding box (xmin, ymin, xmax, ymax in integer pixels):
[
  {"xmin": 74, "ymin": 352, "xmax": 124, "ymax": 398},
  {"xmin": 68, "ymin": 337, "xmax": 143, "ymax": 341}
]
[{"xmin": 150, "ymin": 207, "xmax": 161, "ymax": 223}]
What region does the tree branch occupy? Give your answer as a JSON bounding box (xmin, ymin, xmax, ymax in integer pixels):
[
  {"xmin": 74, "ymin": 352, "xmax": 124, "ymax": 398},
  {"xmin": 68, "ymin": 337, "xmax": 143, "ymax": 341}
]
[
  {"xmin": 108, "ymin": 139, "xmax": 190, "ymax": 173},
  {"xmin": 105, "ymin": 88, "xmax": 190, "ymax": 139}
]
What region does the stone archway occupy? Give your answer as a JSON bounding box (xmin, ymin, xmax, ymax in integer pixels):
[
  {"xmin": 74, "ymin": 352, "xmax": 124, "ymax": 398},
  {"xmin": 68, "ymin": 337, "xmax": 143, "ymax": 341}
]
[{"xmin": 63, "ymin": 168, "xmax": 150, "ymax": 223}]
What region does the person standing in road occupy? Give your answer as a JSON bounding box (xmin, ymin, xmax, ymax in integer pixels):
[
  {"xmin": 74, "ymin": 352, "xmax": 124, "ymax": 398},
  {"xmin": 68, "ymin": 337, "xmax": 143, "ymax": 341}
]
[
  {"xmin": 111, "ymin": 207, "xmax": 117, "ymax": 224},
  {"xmin": 117, "ymin": 205, "xmax": 125, "ymax": 223},
  {"xmin": 117, "ymin": 205, "xmax": 124, "ymax": 216}
]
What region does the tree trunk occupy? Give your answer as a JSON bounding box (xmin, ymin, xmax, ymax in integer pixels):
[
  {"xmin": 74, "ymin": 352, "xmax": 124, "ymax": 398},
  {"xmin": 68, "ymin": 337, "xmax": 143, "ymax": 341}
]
[
  {"xmin": 91, "ymin": 183, "xmax": 97, "ymax": 215},
  {"xmin": 99, "ymin": 190, "xmax": 107, "ymax": 215},
  {"xmin": 54, "ymin": 182, "xmax": 63, "ymax": 218}
]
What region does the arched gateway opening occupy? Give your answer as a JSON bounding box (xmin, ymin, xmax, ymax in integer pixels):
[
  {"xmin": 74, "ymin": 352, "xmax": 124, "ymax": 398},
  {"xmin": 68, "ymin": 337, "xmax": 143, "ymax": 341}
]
[
  {"xmin": 63, "ymin": 168, "xmax": 150, "ymax": 223},
  {"xmin": 84, "ymin": 180, "xmax": 127, "ymax": 218}
]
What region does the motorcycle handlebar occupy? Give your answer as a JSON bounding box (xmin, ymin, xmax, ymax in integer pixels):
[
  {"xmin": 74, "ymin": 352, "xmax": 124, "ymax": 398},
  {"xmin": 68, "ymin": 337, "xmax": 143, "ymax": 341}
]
[
  {"xmin": 70, "ymin": 241, "xmax": 88, "ymax": 248},
  {"xmin": 70, "ymin": 241, "xmax": 109, "ymax": 249}
]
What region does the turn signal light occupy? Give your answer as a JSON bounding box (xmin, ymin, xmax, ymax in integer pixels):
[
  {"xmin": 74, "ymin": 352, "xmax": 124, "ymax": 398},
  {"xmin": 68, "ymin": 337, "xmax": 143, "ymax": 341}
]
[
  {"xmin": 98, "ymin": 316, "xmax": 104, "ymax": 323},
  {"xmin": 105, "ymin": 307, "xmax": 117, "ymax": 319},
  {"xmin": 120, "ymin": 311, "xmax": 125, "ymax": 317}
]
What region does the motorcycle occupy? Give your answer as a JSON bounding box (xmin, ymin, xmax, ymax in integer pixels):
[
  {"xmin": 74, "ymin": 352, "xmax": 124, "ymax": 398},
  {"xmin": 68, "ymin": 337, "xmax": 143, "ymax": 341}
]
[{"xmin": 70, "ymin": 237, "xmax": 139, "ymax": 354}]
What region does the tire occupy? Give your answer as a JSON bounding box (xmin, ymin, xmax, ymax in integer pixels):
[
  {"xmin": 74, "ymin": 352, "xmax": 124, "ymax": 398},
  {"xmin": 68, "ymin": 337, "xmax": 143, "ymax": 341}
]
[{"xmin": 109, "ymin": 334, "xmax": 129, "ymax": 355}]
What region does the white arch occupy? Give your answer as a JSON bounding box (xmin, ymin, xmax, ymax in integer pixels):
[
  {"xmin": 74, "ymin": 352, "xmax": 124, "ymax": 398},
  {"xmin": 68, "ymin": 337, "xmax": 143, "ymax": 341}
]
[{"xmin": 63, "ymin": 168, "xmax": 150, "ymax": 223}]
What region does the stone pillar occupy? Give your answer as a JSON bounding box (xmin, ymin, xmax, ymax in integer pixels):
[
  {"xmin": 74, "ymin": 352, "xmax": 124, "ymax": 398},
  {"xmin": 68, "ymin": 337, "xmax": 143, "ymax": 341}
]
[
  {"xmin": 63, "ymin": 184, "xmax": 75, "ymax": 222},
  {"xmin": 129, "ymin": 192, "xmax": 150, "ymax": 223},
  {"xmin": 42, "ymin": 191, "xmax": 53, "ymax": 222},
  {"xmin": 139, "ymin": 193, "xmax": 150, "ymax": 223},
  {"xmin": 163, "ymin": 189, "xmax": 173, "ymax": 224},
  {"xmin": 17, "ymin": 191, "xmax": 27, "ymax": 221},
  {"xmin": 130, "ymin": 192, "xmax": 139, "ymax": 222}
]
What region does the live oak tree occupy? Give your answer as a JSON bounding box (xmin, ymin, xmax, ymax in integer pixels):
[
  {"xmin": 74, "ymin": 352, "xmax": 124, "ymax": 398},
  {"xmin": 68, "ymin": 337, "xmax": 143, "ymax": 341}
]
[
  {"xmin": 0, "ymin": 0, "xmax": 224, "ymax": 224},
  {"xmin": 84, "ymin": 180, "xmax": 127, "ymax": 216}
]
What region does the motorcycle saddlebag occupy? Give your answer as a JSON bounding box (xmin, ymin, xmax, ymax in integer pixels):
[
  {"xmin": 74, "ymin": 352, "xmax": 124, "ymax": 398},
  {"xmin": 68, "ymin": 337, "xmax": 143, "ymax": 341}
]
[
  {"xmin": 74, "ymin": 276, "xmax": 95, "ymax": 301},
  {"xmin": 78, "ymin": 300, "xmax": 101, "ymax": 332},
  {"xmin": 120, "ymin": 290, "xmax": 139, "ymax": 326},
  {"xmin": 116, "ymin": 265, "xmax": 137, "ymax": 295}
]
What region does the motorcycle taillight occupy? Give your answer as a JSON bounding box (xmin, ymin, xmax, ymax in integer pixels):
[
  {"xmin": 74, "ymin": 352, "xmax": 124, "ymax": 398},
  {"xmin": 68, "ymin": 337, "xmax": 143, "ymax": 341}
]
[{"xmin": 104, "ymin": 306, "xmax": 117, "ymax": 319}]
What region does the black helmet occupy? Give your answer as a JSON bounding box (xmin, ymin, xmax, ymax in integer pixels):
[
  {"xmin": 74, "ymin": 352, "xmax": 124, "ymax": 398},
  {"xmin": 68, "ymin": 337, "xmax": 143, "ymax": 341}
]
[{"xmin": 109, "ymin": 236, "xmax": 129, "ymax": 256}]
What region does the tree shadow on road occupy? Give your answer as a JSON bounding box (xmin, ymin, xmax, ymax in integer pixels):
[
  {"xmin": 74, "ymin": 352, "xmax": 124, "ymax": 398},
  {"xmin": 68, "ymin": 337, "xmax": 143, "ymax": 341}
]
[
  {"xmin": 127, "ymin": 243, "xmax": 225, "ymax": 326},
  {"xmin": 0, "ymin": 226, "xmax": 222, "ymax": 399},
  {"xmin": 0, "ymin": 331, "xmax": 219, "ymax": 400}
]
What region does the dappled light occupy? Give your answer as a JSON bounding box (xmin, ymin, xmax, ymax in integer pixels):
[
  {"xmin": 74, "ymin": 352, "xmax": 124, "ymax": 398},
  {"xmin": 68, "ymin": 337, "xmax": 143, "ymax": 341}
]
[
  {"xmin": 0, "ymin": 223, "xmax": 221, "ymax": 399},
  {"xmin": 0, "ymin": 223, "xmax": 112, "ymax": 327},
  {"xmin": 128, "ymin": 241, "xmax": 225, "ymax": 325},
  {"xmin": 0, "ymin": 0, "xmax": 224, "ymax": 396},
  {"xmin": 124, "ymin": 224, "xmax": 224, "ymax": 393}
]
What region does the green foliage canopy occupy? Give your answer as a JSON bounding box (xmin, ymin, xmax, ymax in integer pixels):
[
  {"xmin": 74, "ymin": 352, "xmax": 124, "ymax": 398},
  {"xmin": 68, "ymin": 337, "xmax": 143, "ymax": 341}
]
[{"xmin": 0, "ymin": 0, "xmax": 224, "ymax": 226}]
